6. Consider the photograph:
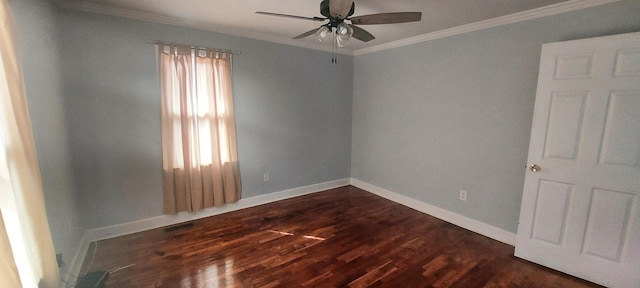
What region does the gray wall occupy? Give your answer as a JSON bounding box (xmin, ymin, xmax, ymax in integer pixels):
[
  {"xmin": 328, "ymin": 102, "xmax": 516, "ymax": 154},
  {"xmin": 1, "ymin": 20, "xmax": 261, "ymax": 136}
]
[
  {"xmin": 351, "ymin": 1, "xmax": 640, "ymax": 233},
  {"xmin": 10, "ymin": 0, "xmax": 82, "ymax": 266},
  {"xmin": 56, "ymin": 10, "xmax": 353, "ymax": 229}
]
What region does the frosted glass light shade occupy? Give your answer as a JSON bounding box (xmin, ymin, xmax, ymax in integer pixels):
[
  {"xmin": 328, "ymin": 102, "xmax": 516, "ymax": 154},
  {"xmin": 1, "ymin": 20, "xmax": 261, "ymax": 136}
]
[
  {"xmin": 336, "ymin": 22, "xmax": 353, "ymax": 39},
  {"xmin": 315, "ymin": 26, "xmax": 331, "ymax": 42}
]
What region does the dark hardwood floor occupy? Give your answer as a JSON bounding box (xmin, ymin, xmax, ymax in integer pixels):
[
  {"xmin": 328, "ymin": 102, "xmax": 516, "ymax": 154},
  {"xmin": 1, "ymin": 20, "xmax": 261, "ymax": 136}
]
[{"xmin": 78, "ymin": 186, "xmax": 601, "ymax": 287}]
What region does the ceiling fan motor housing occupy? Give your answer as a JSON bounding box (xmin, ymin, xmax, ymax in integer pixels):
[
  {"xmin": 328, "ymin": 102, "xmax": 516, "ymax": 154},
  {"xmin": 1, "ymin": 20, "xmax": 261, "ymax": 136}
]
[{"xmin": 320, "ymin": 0, "xmax": 354, "ymax": 19}]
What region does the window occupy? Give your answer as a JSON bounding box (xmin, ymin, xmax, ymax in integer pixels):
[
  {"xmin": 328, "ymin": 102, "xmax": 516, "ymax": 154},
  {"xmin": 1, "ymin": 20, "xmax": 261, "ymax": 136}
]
[{"xmin": 158, "ymin": 44, "xmax": 241, "ymax": 213}]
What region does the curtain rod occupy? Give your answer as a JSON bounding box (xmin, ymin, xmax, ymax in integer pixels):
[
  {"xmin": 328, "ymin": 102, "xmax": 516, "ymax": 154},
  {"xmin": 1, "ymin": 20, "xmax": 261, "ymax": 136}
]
[{"xmin": 151, "ymin": 41, "xmax": 241, "ymax": 55}]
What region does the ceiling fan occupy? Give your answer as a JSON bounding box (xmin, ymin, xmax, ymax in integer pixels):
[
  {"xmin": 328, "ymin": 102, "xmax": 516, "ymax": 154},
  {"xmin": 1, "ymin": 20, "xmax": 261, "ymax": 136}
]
[{"xmin": 256, "ymin": 0, "xmax": 422, "ymax": 44}]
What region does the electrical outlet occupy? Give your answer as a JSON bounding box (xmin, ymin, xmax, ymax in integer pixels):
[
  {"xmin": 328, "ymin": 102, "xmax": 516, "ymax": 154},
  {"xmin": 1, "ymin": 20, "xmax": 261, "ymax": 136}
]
[
  {"xmin": 459, "ymin": 190, "xmax": 467, "ymax": 201},
  {"xmin": 263, "ymin": 173, "xmax": 269, "ymax": 182}
]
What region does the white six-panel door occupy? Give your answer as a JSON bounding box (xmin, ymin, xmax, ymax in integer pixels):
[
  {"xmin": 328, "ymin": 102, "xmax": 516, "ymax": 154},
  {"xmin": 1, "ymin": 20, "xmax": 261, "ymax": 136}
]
[{"xmin": 515, "ymin": 32, "xmax": 640, "ymax": 288}]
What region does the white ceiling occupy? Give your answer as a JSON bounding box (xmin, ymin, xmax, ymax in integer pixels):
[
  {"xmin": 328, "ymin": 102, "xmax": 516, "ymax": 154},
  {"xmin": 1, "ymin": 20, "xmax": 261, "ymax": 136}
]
[{"xmin": 54, "ymin": 0, "xmax": 619, "ymax": 54}]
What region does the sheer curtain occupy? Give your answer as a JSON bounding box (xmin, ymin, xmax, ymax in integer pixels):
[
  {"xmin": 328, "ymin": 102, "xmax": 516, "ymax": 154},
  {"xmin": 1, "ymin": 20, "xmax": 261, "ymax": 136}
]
[
  {"xmin": 159, "ymin": 44, "xmax": 241, "ymax": 214},
  {"xmin": 0, "ymin": 0, "xmax": 60, "ymax": 287}
]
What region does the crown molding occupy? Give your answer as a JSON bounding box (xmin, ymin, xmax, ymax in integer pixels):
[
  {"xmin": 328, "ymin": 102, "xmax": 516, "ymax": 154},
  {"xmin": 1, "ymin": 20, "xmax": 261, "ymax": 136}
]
[
  {"xmin": 52, "ymin": 0, "xmax": 354, "ymax": 56},
  {"xmin": 353, "ymin": 0, "xmax": 622, "ymax": 56},
  {"xmin": 53, "ymin": 0, "xmax": 621, "ymax": 57}
]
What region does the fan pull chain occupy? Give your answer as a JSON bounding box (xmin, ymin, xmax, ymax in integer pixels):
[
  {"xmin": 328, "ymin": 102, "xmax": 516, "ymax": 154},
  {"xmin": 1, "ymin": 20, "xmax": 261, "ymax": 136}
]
[
  {"xmin": 332, "ymin": 30, "xmax": 336, "ymax": 63},
  {"xmin": 332, "ymin": 29, "xmax": 338, "ymax": 64}
]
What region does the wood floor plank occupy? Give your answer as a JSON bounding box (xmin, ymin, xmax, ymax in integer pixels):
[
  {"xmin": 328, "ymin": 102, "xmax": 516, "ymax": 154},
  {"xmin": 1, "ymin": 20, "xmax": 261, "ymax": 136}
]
[
  {"xmin": 77, "ymin": 186, "xmax": 602, "ymax": 287},
  {"xmin": 348, "ymin": 260, "xmax": 397, "ymax": 288}
]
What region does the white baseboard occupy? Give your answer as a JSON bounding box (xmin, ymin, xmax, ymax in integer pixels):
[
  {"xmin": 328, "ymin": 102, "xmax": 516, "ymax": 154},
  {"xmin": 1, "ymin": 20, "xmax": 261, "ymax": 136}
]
[
  {"xmin": 90, "ymin": 178, "xmax": 350, "ymax": 241},
  {"xmin": 61, "ymin": 230, "xmax": 92, "ymax": 288},
  {"xmin": 350, "ymin": 178, "xmax": 517, "ymax": 246}
]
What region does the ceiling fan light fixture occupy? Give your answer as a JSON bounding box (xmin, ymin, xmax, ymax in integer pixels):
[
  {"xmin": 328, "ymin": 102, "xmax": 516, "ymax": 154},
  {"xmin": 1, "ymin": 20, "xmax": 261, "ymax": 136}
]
[
  {"xmin": 336, "ymin": 22, "xmax": 353, "ymax": 47},
  {"xmin": 336, "ymin": 22, "xmax": 353, "ymax": 38},
  {"xmin": 315, "ymin": 26, "xmax": 331, "ymax": 42}
]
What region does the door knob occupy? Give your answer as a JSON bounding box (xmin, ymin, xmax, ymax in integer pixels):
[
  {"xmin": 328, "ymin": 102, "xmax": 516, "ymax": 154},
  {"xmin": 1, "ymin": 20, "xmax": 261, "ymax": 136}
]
[{"xmin": 529, "ymin": 164, "xmax": 541, "ymax": 172}]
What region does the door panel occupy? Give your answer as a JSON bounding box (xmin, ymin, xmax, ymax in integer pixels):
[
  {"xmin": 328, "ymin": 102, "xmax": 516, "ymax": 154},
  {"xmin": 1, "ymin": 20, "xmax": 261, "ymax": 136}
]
[
  {"xmin": 516, "ymin": 32, "xmax": 640, "ymax": 288},
  {"xmin": 554, "ymin": 53, "xmax": 594, "ymax": 79},
  {"xmin": 600, "ymin": 91, "xmax": 640, "ymax": 168},
  {"xmin": 582, "ymin": 188, "xmax": 634, "ymax": 262},
  {"xmin": 544, "ymin": 92, "xmax": 587, "ymax": 160},
  {"xmin": 530, "ymin": 180, "xmax": 573, "ymax": 246},
  {"xmin": 614, "ymin": 48, "xmax": 640, "ymax": 77}
]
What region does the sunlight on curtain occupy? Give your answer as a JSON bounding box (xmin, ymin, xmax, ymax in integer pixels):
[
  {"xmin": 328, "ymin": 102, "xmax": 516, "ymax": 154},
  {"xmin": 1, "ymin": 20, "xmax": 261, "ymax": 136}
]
[
  {"xmin": 159, "ymin": 44, "xmax": 241, "ymax": 214},
  {"xmin": 0, "ymin": 0, "xmax": 60, "ymax": 287},
  {"xmin": 0, "ymin": 214, "xmax": 21, "ymax": 288}
]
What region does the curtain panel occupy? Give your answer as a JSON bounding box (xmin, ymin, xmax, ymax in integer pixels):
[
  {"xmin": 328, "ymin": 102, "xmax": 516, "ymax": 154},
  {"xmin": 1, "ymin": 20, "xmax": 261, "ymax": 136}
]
[
  {"xmin": 0, "ymin": 216, "xmax": 20, "ymax": 288},
  {"xmin": 0, "ymin": 0, "xmax": 60, "ymax": 287},
  {"xmin": 159, "ymin": 44, "xmax": 241, "ymax": 214}
]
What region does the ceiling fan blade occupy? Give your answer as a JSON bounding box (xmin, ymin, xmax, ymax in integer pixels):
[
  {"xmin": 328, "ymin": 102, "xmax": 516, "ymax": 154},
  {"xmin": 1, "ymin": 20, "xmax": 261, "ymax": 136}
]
[
  {"xmin": 256, "ymin": 11, "xmax": 325, "ymax": 22},
  {"xmin": 293, "ymin": 28, "xmax": 321, "ymax": 39},
  {"xmin": 350, "ymin": 12, "xmax": 422, "ymax": 25},
  {"xmin": 329, "ymin": 0, "xmax": 354, "ymax": 19},
  {"xmin": 350, "ymin": 25, "xmax": 375, "ymax": 42}
]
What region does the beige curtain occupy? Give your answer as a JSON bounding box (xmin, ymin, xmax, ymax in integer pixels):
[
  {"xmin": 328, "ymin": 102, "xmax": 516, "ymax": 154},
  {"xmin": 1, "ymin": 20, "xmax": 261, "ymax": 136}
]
[
  {"xmin": 159, "ymin": 44, "xmax": 241, "ymax": 214},
  {"xmin": 0, "ymin": 216, "xmax": 20, "ymax": 288},
  {"xmin": 0, "ymin": 0, "xmax": 60, "ymax": 287}
]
